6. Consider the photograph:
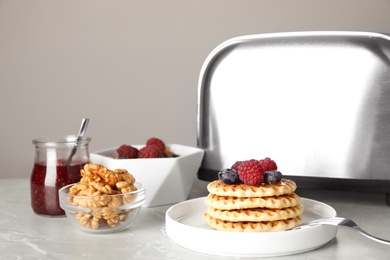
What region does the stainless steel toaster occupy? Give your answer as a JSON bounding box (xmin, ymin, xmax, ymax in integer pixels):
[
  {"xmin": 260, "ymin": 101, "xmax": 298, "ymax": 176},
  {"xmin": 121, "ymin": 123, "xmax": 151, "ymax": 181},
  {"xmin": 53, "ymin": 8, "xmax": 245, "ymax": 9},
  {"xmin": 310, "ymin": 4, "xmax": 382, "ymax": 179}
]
[{"xmin": 196, "ymin": 31, "xmax": 390, "ymax": 205}]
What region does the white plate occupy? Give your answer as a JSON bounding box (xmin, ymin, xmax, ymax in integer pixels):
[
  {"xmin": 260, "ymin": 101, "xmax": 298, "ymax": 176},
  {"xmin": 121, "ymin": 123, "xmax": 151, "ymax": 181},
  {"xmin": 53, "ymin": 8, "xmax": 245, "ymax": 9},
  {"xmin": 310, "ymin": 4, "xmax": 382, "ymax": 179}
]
[{"xmin": 165, "ymin": 197, "xmax": 337, "ymax": 257}]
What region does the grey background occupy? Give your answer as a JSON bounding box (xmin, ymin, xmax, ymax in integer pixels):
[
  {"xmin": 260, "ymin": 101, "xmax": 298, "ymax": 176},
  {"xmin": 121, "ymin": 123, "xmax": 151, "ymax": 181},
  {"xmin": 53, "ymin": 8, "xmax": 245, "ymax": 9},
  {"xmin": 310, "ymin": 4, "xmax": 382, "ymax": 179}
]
[{"xmin": 1, "ymin": 0, "xmax": 390, "ymax": 178}]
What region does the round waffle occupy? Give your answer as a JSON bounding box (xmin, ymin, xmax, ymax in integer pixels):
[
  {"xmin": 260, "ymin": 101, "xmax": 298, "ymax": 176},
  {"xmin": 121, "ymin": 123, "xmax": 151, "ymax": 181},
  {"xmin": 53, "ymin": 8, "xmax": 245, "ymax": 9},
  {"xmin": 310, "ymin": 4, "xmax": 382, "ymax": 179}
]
[
  {"xmin": 203, "ymin": 213, "xmax": 302, "ymax": 232},
  {"xmin": 207, "ymin": 204, "xmax": 304, "ymax": 222},
  {"xmin": 205, "ymin": 193, "xmax": 301, "ymax": 210},
  {"xmin": 207, "ymin": 179, "xmax": 297, "ymax": 198}
]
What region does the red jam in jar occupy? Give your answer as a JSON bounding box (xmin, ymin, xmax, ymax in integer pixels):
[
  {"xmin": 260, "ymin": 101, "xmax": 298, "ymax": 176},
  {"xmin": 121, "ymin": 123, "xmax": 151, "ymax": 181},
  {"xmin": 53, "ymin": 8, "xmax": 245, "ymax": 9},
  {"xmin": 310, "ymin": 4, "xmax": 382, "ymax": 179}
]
[
  {"xmin": 30, "ymin": 136, "xmax": 90, "ymax": 216},
  {"xmin": 31, "ymin": 160, "xmax": 87, "ymax": 215}
]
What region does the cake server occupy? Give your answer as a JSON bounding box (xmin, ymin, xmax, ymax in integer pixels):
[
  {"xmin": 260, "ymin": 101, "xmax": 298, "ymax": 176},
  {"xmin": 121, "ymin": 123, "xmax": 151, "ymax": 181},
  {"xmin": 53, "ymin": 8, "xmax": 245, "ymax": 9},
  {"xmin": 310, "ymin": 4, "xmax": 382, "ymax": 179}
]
[{"xmin": 295, "ymin": 217, "xmax": 390, "ymax": 245}]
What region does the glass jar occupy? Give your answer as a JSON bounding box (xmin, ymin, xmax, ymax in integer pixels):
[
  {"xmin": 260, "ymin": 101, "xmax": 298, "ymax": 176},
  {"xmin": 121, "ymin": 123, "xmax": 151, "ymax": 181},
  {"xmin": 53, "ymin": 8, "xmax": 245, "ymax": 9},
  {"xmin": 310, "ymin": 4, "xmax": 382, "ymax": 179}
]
[{"xmin": 30, "ymin": 135, "xmax": 91, "ymax": 216}]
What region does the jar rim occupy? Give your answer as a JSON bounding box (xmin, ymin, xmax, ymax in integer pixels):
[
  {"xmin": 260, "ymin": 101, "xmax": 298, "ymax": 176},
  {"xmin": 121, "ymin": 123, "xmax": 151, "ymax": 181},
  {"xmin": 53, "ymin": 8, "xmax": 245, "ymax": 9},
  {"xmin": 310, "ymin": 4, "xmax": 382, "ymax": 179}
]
[{"xmin": 32, "ymin": 135, "xmax": 91, "ymax": 147}]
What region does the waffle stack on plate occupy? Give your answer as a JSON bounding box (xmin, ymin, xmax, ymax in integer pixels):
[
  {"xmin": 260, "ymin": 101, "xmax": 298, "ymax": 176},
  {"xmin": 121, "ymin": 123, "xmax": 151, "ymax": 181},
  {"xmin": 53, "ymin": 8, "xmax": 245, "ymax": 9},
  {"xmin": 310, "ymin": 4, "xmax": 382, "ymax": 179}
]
[{"xmin": 203, "ymin": 158, "xmax": 303, "ymax": 232}]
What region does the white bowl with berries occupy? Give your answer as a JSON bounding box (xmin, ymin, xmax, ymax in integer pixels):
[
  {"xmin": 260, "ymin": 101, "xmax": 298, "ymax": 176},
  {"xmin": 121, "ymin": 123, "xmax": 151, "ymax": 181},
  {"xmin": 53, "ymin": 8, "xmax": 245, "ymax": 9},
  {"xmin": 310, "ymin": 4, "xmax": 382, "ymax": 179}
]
[{"xmin": 90, "ymin": 138, "xmax": 204, "ymax": 207}]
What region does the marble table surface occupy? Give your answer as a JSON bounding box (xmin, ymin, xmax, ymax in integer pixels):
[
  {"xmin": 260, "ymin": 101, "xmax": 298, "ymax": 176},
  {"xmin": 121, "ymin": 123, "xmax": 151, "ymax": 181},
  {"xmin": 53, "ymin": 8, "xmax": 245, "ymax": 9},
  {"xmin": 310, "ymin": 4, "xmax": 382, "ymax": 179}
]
[{"xmin": 1, "ymin": 178, "xmax": 390, "ymax": 260}]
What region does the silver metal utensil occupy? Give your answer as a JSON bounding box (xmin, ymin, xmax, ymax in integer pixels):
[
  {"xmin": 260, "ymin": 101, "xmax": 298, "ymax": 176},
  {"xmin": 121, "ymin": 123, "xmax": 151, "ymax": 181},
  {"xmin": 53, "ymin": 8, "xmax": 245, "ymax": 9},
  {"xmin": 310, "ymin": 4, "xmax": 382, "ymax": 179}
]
[
  {"xmin": 295, "ymin": 217, "xmax": 390, "ymax": 245},
  {"xmin": 66, "ymin": 118, "xmax": 89, "ymax": 166}
]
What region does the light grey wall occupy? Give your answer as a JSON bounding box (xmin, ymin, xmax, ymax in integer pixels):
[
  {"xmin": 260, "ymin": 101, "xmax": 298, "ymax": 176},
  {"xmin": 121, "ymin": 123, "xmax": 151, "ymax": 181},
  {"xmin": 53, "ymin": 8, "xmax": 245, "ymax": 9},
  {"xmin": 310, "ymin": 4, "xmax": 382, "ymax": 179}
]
[{"xmin": 1, "ymin": 0, "xmax": 390, "ymax": 178}]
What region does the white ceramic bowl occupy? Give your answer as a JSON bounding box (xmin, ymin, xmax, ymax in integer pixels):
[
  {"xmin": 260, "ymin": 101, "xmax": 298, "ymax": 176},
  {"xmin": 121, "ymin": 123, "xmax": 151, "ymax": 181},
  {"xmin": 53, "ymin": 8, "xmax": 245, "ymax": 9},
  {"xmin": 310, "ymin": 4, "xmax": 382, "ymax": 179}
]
[
  {"xmin": 59, "ymin": 182, "xmax": 146, "ymax": 234},
  {"xmin": 90, "ymin": 144, "xmax": 204, "ymax": 207}
]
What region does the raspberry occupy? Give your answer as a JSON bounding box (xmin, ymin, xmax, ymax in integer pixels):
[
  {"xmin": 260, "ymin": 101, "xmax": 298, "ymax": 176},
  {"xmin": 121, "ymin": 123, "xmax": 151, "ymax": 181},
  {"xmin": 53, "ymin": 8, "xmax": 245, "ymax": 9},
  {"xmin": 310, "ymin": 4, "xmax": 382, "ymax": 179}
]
[
  {"xmin": 237, "ymin": 159, "xmax": 265, "ymax": 185},
  {"xmin": 146, "ymin": 137, "xmax": 166, "ymax": 152},
  {"xmin": 231, "ymin": 161, "xmax": 242, "ymax": 171},
  {"xmin": 259, "ymin": 157, "xmax": 277, "ymax": 172},
  {"xmin": 117, "ymin": 144, "xmax": 139, "ymax": 159},
  {"xmin": 139, "ymin": 145, "xmax": 164, "ymax": 158}
]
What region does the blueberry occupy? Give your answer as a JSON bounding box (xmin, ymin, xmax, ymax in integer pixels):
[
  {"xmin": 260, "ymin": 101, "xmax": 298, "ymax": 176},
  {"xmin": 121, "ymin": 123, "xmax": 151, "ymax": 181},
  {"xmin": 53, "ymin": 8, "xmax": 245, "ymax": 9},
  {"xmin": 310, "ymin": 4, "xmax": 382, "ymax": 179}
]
[
  {"xmin": 264, "ymin": 170, "xmax": 282, "ymax": 183},
  {"xmin": 218, "ymin": 168, "xmax": 239, "ymax": 184}
]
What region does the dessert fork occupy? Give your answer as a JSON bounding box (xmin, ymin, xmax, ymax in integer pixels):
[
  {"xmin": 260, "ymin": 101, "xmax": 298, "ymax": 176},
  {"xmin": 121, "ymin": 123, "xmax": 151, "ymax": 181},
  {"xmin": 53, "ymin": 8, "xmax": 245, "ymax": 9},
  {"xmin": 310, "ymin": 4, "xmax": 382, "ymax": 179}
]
[{"xmin": 296, "ymin": 217, "xmax": 390, "ymax": 245}]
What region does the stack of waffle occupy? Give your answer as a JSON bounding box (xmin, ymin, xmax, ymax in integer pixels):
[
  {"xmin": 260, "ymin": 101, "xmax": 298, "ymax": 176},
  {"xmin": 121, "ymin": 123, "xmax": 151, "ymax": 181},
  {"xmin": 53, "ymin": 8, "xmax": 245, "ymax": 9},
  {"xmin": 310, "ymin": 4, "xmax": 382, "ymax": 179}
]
[{"xmin": 203, "ymin": 179, "xmax": 303, "ymax": 232}]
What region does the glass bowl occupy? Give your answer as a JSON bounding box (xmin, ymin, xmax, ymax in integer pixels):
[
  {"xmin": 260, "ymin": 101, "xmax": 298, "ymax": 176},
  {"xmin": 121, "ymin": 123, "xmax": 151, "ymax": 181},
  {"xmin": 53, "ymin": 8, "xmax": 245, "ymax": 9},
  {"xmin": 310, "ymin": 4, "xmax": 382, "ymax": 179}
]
[{"xmin": 59, "ymin": 182, "xmax": 146, "ymax": 234}]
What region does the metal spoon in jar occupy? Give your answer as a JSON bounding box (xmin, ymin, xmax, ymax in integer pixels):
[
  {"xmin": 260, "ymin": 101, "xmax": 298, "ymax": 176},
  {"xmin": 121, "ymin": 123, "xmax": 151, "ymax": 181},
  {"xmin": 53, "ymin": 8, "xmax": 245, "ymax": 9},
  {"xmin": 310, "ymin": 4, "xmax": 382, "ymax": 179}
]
[{"xmin": 66, "ymin": 118, "xmax": 89, "ymax": 166}]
